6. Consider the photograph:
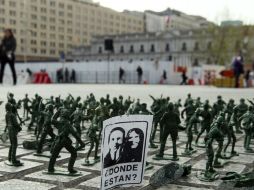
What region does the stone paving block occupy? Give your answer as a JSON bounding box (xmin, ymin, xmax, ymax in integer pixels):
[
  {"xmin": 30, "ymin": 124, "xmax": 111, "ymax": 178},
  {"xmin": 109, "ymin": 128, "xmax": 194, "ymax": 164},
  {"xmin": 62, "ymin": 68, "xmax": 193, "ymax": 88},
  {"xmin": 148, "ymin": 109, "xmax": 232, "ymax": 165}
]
[
  {"xmin": 144, "ymin": 165, "xmax": 162, "ymax": 178},
  {"xmin": 176, "ymin": 173, "xmax": 222, "ymax": 188},
  {"xmin": 64, "ymin": 159, "xmax": 101, "ymax": 171},
  {"xmin": 0, "ymin": 160, "xmax": 43, "ymax": 173},
  {"xmin": 22, "ymin": 151, "xmax": 70, "ymax": 162},
  {"xmin": 25, "ymin": 168, "xmax": 91, "ymax": 183},
  {"xmin": 229, "ymin": 153, "xmax": 254, "ymax": 164},
  {"xmin": 157, "ymin": 184, "xmax": 211, "ymax": 190},
  {"xmin": 0, "ymin": 147, "xmax": 33, "ymax": 157},
  {"xmin": 192, "ymin": 159, "xmax": 246, "ymax": 174},
  {"xmin": 78, "ymin": 176, "xmax": 149, "ymax": 189},
  {"xmin": 0, "ymin": 179, "xmax": 56, "ymax": 190},
  {"xmin": 147, "ymin": 156, "xmax": 191, "ymax": 166}
]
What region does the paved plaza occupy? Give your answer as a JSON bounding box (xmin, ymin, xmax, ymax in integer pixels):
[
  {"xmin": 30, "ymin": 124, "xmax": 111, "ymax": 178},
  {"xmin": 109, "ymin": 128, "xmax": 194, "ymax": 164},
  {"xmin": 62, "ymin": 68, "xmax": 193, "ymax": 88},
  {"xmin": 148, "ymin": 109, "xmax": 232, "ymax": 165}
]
[{"xmin": 0, "ymin": 84, "xmax": 253, "ymax": 190}]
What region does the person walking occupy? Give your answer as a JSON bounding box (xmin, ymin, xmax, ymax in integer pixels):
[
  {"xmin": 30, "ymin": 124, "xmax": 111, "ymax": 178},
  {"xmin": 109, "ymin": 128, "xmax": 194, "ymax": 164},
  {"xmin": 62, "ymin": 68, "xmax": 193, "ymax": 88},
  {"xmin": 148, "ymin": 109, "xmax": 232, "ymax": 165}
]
[
  {"xmin": 70, "ymin": 69, "xmax": 76, "ymax": 83},
  {"xmin": 233, "ymin": 54, "xmax": 244, "ymax": 88},
  {"xmin": 180, "ymin": 71, "xmax": 188, "ymax": 85},
  {"xmin": 0, "ymin": 29, "xmax": 17, "ymax": 85},
  {"xmin": 136, "ymin": 66, "xmax": 143, "ymax": 84},
  {"xmin": 119, "ymin": 67, "xmax": 125, "ymax": 84}
]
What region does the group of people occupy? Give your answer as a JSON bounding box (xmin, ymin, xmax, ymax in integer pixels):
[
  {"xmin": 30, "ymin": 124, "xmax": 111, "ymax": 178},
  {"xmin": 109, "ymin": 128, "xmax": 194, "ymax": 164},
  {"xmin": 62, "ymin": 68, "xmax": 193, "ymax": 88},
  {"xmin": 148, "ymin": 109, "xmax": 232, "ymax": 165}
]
[
  {"xmin": 2, "ymin": 92, "xmax": 254, "ymax": 180},
  {"xmin": 56, "ymin": 68, "xmax": 76, "ymax": 83}
]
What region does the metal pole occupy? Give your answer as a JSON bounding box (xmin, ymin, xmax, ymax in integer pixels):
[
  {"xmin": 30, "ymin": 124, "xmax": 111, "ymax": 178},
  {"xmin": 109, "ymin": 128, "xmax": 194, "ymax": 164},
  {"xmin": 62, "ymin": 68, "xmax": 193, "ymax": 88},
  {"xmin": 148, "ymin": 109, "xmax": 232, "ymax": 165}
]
[{"xmin": 107, "ymin": 52, "xmax": 110, "ymax": 83}]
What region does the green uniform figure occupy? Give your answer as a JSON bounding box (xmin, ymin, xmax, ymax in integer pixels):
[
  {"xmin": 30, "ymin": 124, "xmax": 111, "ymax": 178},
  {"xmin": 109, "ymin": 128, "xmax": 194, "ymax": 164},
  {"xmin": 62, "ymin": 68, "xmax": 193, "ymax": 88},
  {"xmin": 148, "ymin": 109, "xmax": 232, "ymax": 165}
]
[
  {"xmin": 174, "ymin": 99, "xmax": 182, "ymax": 115},
  {"xmin": 70, "ymin": 104, "xmax": 84, "ymax": 148},
  {"xmin": 181, "ymin": 99, "xmax": 195, "ymax": 127},
  {"xmin": 183, "ymin": 109, "xmax": 201, "ymax": 155},
  {"xmin": 155, "ymin": 103, "xmax": 180, "ymax": 161},
  {"xmin": 195, "ymin": 103, "xmax": 212, "ymax": 145},
  {"xmin": 212, "ymin": 96, "xmax": 226, "ymax": 117},
  {"xmin": 150, "ymin": 98, "xmax": 167, "ymax": 148},
  {"xmin": 83, "ymin": 115, "xmax": 100, "ymax": 165},
  {"xmin": 5, "ymin": 103, "xmax": 23, "ymax": 166},
  {"xmin": 22, "ymin": 94, "xmax": 31, "ymax": 119},
  {"xmin": 234, "ymin": 98, "xmax": 248, "ymax": 134},
  {"xmin": 239, "ymin": 106, "xmax": 254, "ymax": 153},
  {"xmin": 36, "ymin": 104, "xmax": 56, "ymax": 154},
  {"xmin": 48, "ymin": 109, "xmax": 85, "ymax": 174},
  {"xmin": 184, "ymin": 93, "xmax": 193, "ymax": 107},
  {"xmin": 203, "ymin": 114, "xmax": 225, "ymax": 181}
]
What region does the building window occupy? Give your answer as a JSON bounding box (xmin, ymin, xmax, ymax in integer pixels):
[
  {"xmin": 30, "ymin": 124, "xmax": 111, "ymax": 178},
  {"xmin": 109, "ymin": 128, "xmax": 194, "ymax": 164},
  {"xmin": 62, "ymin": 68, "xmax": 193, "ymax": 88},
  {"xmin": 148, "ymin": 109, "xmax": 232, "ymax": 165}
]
[
  {"xmin": 120, "ymin": 46, "xmax": 124, "ymax": 53},
  {"xmin": 165, "ymin": 43, "xmax": 170, "ymax": 52},
  {"xmin": 193, "ymin": 58, "xmax": 199, "ymax": 66},
  {"xmin": 182, "ymin": 42, "xmax": 187, "ymax": 51},
  {"xmin": 150, "ymin": 44, "xmax": 155, "ymax": 52},
  {"xmin": 98, "ymin": 46, "xmax": 102, "ymax": 54},
  {"xmin": 140, "ymin": 45, "xmax": 144, "ymax": 53},
  {"xmin": 130, "ymin": 45, "xmax": 134, "ymax": 53},
  {"xmin": 194, "ymin": 42, "xmax": 199, "ymax": 51}
]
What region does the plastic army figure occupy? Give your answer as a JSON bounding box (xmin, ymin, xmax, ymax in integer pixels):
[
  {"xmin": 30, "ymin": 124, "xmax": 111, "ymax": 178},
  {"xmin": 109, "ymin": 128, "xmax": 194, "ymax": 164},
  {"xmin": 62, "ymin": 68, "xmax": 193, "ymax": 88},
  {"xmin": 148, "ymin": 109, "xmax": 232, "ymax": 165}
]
[
  {"xmin": 83, "ymin": 115, "xmax": 100, "ymax": 166},
  {"xmin": 212, "ymin": 96, "xmax": 226, "ymax": 117},
  {"xmin": 154, "ymin": 103, "xmax": 180, "ymax": 161},
  {"xmin": 195, "ymin": 102, "xmax": 212, "ymax": 146},
  {"xmin": 48, "ymin": 109, "xmax": 85, "ymax": 174},
  {"xmin": 124, "ymin": 96, "xmax": 134, "ymax": 112},
  {"xmin": 181, "ymin": 99, "xmax": 195, "ymax": 127},
  {"xmin": 108, "ymin": 97, "xmax": 120, "ymax": 117},
  {"xmin": 150, "ymin": 98, "xmax": 168, "ymax": 148},
  {"xmin": 183, "ymin": 109, "xmax": 201, "ymax": 155},
  {"xmin": 238, "ymin": 106, "xmax": 254, "ymax": 153},
  {"xmin": 174, "ymin": 99, "xmax": 182, "ymax": 115},
  {"xmin": 184, "ymin": 93, "xmax": 192, "ymax": 107},
  {"xmin": 36, "ymin": 104, "xmax": 56, "ymax": 155},
  {"xmin": 5, "ymin": 103, "xmax": 23, "ymax": 166},
  {"xmin": 233, "ymin": 98, "xmax": 248, "ymax": 134},
  {"xmin": 22, "ymin": 94, "xmax": 31, "ymax": 119},
  {"xmin": 28, "ymin": 94, "xmax": 40, "ymax": 130},
  {"xmin": 223, "ymin": 108, "xmax": 238, "ymax": 157},
  {"xmin": 70, "ymin": 103, "xmax": 84, "ymax": 148},
  {"xmin": 200, "ymin": 113, "xmax": 225, "ymax": 181},
  {"xmin": 104, "ymin": 94, "xmax": 111, "ymax": 106}
]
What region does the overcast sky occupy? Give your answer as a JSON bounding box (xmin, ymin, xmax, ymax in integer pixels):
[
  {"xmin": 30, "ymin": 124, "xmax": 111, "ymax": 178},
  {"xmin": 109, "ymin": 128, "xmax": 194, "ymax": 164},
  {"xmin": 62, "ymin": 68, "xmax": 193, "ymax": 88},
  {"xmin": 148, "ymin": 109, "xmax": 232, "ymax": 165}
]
[{"xmin": 97, "ymin": 0, "xmax": 254, "ymax": 24}]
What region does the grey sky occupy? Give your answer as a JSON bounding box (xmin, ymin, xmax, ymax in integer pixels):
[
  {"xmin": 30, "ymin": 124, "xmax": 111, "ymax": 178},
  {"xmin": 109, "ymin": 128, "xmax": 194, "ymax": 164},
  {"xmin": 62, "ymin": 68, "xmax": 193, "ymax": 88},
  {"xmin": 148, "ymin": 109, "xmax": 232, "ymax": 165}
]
[{"xmin": 97, "ymin": 0, "xmax": 254, "ymax": 24}]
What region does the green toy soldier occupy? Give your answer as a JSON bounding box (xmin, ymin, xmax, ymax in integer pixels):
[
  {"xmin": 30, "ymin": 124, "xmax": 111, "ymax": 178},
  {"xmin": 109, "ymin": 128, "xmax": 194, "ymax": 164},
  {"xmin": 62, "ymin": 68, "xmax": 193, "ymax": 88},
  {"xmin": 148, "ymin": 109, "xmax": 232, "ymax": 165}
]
[
  {"xmin": 183, "ymin": 109, "xmax": 201, "ymax": 155},
  {"xmin": 5, "ymin": 103, "xmax": 23, "ymax": 166},
  {"xmin": 184, "ymin": 93, "xmax": 192, "ymax": 107},
  {"xmin": 181, "ymin": 99, "xmax": 195, "ymax": 128},
  {"xmin": 83, "ymin": 115, "xmax": 100, "ymax": 166},
  {"xmin": 199, "ymin": 113, "xmax": 225, "ymax": 181},
  {"xmin": 233, "ymin": 98, "xmax": 248, "ymax": 134},
  {"xmin": 48, "ymin": 109, "xmax": 85, "ymax": 174},
  {"xmin": 154, "ymin": 103, "xmax": 180, "ymax": 161},
  {"xmin": 36, "ymin": 104, "xmax": 56, "ymax": 155},
  {"xmin": 238, "ymin": 106, "xmax": 254, "ymax": 153},
  {"xmin": 223, "ymin": 108, "xmax": 238, "ymax": 157},
  {"xmin": 174, "ymin": 99, "xmax": 182, "ymax": 115},
  {"xmin": 22, "ymin": 94, "xmax": 31, "ymax": 119},
  {"xmin": 212, "ymin": 96, "xmax": 226, "ymax": 117},
  {"xmin": 195, "ymin": 103, "xmax": 212, "ymax": 146},
  {"xmin": 150, "ymin": 98, "xmax": 167, "ymax": 148},
  {"xmin": 70, "ymin": 103, "xmax": 84, "ymax": 148}
]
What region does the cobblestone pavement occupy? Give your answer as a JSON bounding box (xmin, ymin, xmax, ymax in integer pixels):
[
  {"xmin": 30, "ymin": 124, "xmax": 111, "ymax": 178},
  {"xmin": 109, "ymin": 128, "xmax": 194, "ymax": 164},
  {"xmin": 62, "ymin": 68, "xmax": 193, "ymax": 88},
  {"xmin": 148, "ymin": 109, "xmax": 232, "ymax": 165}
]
[{"xmin": 0, "ymin": 84, "xmax": 253, "ymax": 190}]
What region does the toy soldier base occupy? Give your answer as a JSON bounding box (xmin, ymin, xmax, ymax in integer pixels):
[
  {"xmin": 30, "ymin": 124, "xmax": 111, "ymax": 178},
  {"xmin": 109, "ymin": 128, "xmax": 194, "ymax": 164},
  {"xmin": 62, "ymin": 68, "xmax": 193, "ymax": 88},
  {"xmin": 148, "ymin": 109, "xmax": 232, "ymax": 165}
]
[
  {"xmin": 43, "ymin": 167, "xmax": 82, "ymax": 177},
  {"xmin": 182, "ymin": 148, "xmax": 197, "ymax": 156},
  {"xmin": 197, "ymin": 170, "xmax": 219, "ymax": 182},
  {"xmin": 83, "ymin": 157, "xmax": 100, "ymax": 166},
  {"xmin": 33, "ymin": 152, "xmax": 61, "ymax": 159},
  {"xmin": 153, "ymin": 155, "xmax": 179, "ymax": 161},
  {"xmin": 195, "ymin": 141, "xmax": 206, "ymax": 148},
  {"xmin": 145, "ymin": 162, "xmax": 154, "ymax": 170},
  {"xmin": 5, "ymin": 160, "xmax": 24, "ymax": 167}
]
